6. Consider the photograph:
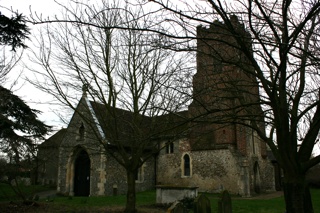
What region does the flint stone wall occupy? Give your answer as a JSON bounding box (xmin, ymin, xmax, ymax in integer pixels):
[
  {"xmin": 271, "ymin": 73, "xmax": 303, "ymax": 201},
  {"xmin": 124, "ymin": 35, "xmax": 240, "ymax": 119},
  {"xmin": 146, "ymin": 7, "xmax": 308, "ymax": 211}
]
[
  {"xmin": 157, "ymin": 139, "xmax": 274, "ymax": 196},
  {"xmin": 57, "ymin": 99, "xmax": 155, "ymax": 196}
]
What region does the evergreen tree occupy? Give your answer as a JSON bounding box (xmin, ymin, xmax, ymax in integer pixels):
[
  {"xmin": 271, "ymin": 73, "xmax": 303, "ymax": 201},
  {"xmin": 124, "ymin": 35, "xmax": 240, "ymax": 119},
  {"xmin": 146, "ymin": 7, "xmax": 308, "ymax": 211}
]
[
  {"xmin": 0, "ymin": 86, "xmax": 50, "ymax": 161},
  {"xmin": 0, "ymin": 12, "xmax": 29, "ymax": 51},
  {"xmin": 0, "ymin": 11, "xmax": 49, "ymax": 162}
]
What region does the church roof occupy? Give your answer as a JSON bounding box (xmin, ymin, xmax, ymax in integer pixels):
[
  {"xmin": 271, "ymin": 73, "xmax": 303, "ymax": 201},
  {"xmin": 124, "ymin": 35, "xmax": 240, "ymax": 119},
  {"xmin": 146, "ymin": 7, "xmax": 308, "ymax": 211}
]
[
  {"xmin": 87, "ymin": 100, "xmax": 189, "ymax": 144},
  {"xmin": 38, "ymin": 128, "xmax": 67, "ymax": 149}
]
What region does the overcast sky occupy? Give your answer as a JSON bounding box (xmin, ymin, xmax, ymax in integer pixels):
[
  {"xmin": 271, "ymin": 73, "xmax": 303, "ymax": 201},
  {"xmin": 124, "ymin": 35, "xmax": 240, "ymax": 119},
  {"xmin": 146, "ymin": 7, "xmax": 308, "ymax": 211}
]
[
  {"xmin": 1, "ymin": 0, "xmax": 68, "ymax": 132},
  {"xmin": 1, "ymin": 0, "xmax": 57, "ymax": 16}
]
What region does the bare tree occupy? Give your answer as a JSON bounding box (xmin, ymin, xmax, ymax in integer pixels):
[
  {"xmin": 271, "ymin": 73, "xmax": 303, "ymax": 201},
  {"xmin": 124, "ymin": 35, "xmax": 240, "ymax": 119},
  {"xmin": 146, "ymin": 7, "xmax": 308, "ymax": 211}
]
[
  {"xmin": 28, "ymin": 1, "xmax": 192, "ymax": 212},
  {"xmin": 139, "ymin": 0, "xmax": 320, "ymax": 212},
  {"xmin": 27, "ymin": 0, "xmax": 320, "ymax": 212}
]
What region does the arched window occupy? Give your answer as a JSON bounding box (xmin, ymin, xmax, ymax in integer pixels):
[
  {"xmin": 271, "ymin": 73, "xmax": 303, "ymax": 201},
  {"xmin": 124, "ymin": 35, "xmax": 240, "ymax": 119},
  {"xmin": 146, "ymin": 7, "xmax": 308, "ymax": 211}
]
[
  {"xmin": 183, "ymin": 154, "xmax": 191, "ymax": 177},
  {"xmin": 254, "ymin": 161, "xmax": 261, "ymax": 194},
  {"xmin": 79, "ymin": 123, "xmax": 85, "ymax": 140}
]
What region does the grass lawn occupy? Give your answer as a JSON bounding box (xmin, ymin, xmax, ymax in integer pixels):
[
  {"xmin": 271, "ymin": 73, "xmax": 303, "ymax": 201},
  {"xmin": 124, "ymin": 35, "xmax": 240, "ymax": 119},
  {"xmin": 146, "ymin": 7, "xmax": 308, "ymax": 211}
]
[
  {"xmin": 207, "ymin": 189, "xmax": 320, "ymax": 213},
  {"xmin": 52, "ymin": 190, "xmax": 157, "ymax": 207},
  {"xmin": 1, "ymin": 184, "xmax": 319, "ymax": 212},
  {"xmin": 0, "ymin": 183, "xmax": 54, "ymax": 201},
  {"xmin": 208, "ymin": 194, "xmax": 286, "ymax": 213},
  {"xmin": 51, "ymin": 188, "xmax": 320, "ymax": 213}
]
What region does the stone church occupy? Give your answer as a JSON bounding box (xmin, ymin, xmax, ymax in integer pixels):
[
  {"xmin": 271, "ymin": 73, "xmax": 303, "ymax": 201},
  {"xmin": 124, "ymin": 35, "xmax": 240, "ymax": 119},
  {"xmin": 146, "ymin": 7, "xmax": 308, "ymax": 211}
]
[{"xmin": 38, "ymin": 17, "xmax": 276, "ymax": 197}]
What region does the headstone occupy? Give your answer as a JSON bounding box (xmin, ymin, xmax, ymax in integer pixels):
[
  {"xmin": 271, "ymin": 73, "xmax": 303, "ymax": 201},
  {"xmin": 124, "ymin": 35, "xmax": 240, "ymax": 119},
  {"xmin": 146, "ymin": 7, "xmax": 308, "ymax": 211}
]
[
  {"xmin": 218, "ymin": 190, "xmax": 232, "ymax": 213},
  {"xmin": 180, "ymin": 197, "xmax": 195, "ymax": 209},
  {"xmin": 34, "ymin": 195, "xmax": 40, "ymax": 201},
  {"xmin": 194, "ymin": 194, "xmax": 211, "ymax": 213},
  {"xmin": 167, "ymin": 201, "xmax": 188, "ymax": 213}
]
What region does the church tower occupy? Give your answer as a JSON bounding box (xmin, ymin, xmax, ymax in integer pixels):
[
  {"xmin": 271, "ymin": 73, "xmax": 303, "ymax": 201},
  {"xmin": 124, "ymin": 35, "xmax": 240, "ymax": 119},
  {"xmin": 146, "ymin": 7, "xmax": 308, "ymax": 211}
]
[{"xmin": 189, "ymin": 16, "xmax": 266, "ymax": 158}]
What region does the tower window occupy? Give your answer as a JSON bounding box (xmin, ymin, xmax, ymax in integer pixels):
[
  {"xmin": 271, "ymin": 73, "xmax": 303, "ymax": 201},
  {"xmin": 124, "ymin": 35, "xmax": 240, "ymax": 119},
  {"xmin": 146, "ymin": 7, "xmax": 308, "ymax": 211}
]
[{"xmin": 166, "ymin": 142, "xmax": 174, "ymax": 154}]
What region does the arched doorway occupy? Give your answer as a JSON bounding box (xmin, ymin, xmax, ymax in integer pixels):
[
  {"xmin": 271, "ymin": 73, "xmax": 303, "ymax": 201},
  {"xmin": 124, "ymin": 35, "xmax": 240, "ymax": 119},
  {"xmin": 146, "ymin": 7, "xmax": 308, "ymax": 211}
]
[
  {"xmin": 74, "ymin": 150, "xmax": 90, "ymax": 196},
  {"xmin": 253, "ymin": 161, "xmax": 261, "ymax": 194}
]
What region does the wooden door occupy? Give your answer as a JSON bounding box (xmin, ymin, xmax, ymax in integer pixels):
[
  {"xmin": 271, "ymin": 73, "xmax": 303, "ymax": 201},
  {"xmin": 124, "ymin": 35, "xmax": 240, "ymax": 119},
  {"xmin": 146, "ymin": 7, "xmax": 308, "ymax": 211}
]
[{"xmin": 74, "ymin": 150, "xmax": 90, "ymax": 196}]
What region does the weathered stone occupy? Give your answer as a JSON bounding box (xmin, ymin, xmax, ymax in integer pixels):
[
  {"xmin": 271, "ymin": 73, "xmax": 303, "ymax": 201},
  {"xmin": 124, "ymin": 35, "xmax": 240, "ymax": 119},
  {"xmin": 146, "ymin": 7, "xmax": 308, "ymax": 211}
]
[
  {"xmin": 194, "ymin": 194, "xmax": 211, "ymax": 213},
  {"xmin": 167, "ymin": 201, "xmax": 188, "ymax": 213},
  {"xmin": 218, "ymin": 190, "xmax": 232, "ymax": 213},
  {"xmin": 156, "ymin": 185, "xmax": 198, "ymax": 204}
]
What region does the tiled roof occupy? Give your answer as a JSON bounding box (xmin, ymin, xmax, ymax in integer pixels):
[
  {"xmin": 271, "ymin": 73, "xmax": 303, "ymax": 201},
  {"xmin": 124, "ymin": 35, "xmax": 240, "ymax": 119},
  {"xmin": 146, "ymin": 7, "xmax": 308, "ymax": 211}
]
[
  {"xmin": 38, "ymin": 128, "xmax": 67, "ymax": 148},
  {"xmin": 88, "ymin": 100, "xmax": 189, "ymax": 144}
]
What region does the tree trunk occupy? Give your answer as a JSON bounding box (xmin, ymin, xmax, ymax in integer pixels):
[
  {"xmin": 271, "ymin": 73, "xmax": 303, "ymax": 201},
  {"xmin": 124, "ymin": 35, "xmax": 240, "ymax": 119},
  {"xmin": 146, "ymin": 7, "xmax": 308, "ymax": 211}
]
[
  {"xmin": 124, "ymin": 170, "xmax": 137, "ymax": 213},
  {"xmin": 283, "ymin": 173, "xmax": 313, "ymax": 213}
]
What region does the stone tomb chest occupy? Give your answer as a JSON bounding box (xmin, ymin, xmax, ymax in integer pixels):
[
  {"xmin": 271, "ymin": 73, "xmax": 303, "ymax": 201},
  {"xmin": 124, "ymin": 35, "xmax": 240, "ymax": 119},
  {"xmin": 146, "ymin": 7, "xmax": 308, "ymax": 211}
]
[{"xmin": 156, "ymin": 185, "xmax": 198, "ymax": 204}]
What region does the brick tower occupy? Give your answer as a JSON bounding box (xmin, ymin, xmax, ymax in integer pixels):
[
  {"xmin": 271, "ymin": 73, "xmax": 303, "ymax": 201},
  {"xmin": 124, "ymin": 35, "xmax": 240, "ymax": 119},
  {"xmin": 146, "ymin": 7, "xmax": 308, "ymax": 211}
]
[{"xmin": 189, "ymin": 16, "xmax": 266, "ymax": 158}]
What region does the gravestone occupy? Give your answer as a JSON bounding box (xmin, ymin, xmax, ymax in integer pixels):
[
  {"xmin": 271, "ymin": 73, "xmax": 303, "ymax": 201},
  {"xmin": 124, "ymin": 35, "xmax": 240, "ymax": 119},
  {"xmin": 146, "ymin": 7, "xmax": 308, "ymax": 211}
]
[
  {"xmin": 194, "ymin": 194, "xmax": 211, "ymax": 213},
  {"xmin": 218, "ymin": 190, "xmax": 232, "ymax": 213},
  {"xmin": 167, "ymin": 201, "xmax": 188, "ymax": 213}
]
